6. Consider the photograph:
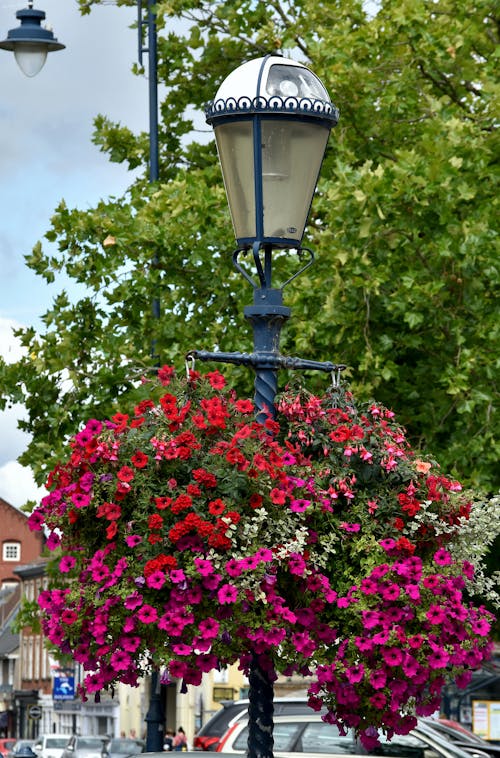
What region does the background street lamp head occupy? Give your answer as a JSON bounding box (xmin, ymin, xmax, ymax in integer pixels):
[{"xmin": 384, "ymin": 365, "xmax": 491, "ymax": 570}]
[
  {"xmin": 206, "ymin": 54, "xmax": 339, "ymax": 250},
  {"xmin": 0, "ymin": 1, "xmax": 65, "ymax": 78}
]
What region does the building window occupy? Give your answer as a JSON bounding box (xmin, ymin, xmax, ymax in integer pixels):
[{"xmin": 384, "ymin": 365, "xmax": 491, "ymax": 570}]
[{"xmin": 2, "ymin": 542, "xmax": 20, "ymax": 561}]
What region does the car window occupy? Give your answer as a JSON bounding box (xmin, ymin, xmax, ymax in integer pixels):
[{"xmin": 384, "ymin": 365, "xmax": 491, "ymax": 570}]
[
  {"xmin": 370, "ymin": 733, "xmax": 442, "ymax": 758},
  {"xmin": 233, "ymin": 723, "xmax": 302, "ymax": 752},
  {"xmin": 298, "ymin": 722, "xmax": 356, "ymax": 754},
  {"xmin": 46, "ymin": 741, "xmax": 68, "ymax": 749},
  {"xmin": 202, "ymin": 705, "xmax": 247, "ymax": 737}
]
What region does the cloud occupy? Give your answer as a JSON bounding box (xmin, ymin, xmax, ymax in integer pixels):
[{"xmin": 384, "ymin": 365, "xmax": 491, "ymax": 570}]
[{"xmin": 0, "ymin": 460, "xmax": 46, "ymax": 510}]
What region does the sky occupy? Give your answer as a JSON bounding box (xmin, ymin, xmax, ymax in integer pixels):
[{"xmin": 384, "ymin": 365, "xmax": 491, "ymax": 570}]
[{"xmin": 0, "ymin": 0, "xmax": 151, "ymax": 508}]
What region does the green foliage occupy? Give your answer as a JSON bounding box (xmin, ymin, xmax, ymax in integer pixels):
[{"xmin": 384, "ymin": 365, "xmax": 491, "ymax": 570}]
[{"xmin": 1, "ymin": 0, "xmax": 498, "ymax": 494}]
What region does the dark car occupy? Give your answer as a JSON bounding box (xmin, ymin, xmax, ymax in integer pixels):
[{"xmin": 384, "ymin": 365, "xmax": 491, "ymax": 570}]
[
  {"xmin": 7, "ymin": 744, "xmax": 37, "ymax": 758},
  {"xmin": 422, "ymin": 719, "xmax": 500, "ymax": 758},
  {"xmin": 193, "ymin": 698, "xmax": 315, "ymax": 751}
]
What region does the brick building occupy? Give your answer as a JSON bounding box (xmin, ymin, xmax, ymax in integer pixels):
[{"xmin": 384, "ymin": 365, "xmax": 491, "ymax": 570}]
[{"xmin": 0, "ymin": 498, "xmax": 43, "ymax": 589}]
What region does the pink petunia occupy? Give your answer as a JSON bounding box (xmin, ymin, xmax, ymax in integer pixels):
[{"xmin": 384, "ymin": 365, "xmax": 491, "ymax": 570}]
[
  {"xmin": 433, "ymin": 548, "xmax": 452, "ymax": 566},
  {"xmin": 59, "ymin": 555, "xmax": 76, "ymax": 573},
  {"xmin": 137, "ymin": 605, "xmax": 158, "ymax": 624},
  {"xmin": 217, "ymin": 584, "xmax": 238, "ymax": 604}
]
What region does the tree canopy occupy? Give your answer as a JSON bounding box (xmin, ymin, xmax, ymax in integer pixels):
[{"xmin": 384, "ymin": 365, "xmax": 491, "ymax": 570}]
[{"xmin": 1, "ymin": 0, "xmax": 498, "ymax": 490}]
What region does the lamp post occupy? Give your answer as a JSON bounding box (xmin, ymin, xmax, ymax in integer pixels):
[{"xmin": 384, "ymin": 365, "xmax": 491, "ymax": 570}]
[
  {"xmin": 190, "ymin": 54, "xmax": 340, "ymax": 758},
  {"xmin": 0, "ymin": 0, "xmax": 64, "ymax": 77}
]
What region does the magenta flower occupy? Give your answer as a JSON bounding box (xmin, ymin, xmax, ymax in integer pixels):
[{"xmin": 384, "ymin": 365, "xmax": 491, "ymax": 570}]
[
  {"xmin": 224, "ymin": 559, "xmax": 243, "ymax": 577},
  {"xmin": 382, "ymin": 647, "xmax": 404, "ymax": 667},
  {"xmin": 340, "ymin": 522, "xmax": 361, "ymax": 532},
  {"xmin": 346, "ymin": 664, "xmax": 364, "ymax": 683},
  {"xmin": 137, "ymin": 604, "xmax": 158, "ymax": 623},
  {"xmin": 217, "ymin": 584, "xmax": 238, "ymax": 604},
  {"xmin": 290, "ymin": 498, "xmax": 311, "ymax": 512},
  {"xmin": 427, "ymin": 649, "xmax": 450, "ymax": 668},
  {"xmin": 110, "ymin": 650, "xmax": 132, "ymax": 671},
  {"xmin": 71, "ymin": 492, "xmax": 91, "ymax": 508},
  {"xmin": 146, "ymin": 570, "xmax": 166, "ymax": 589},
  {"xmin": 194, "ymin": 558, "xmax": 214, "ymax": 576},
  {"xmin": 59, "ymin": 555, "xmax": 76, "ymax": 573},
  {"xmin": 426, "ymin": 604, "xmax": 446, "ymax": 624},
  {"xmin": 170, "ymin": 569, "xmax": 186, "ymax": 584},
  {"xmin": 125, "ymin": 535, "xmax": 142, "ymax": 547},
  {"xmin": 433, "ymin": 548, "xmax": 453, "ymax": 566},
  {"xmin": 124, "ymin": 591, "xmax": 143, "ymax": 610}
]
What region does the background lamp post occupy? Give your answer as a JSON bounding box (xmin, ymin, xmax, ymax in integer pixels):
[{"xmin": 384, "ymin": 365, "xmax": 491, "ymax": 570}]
[
  {"xmin": 190, "ymin": 54, "xmax": 341, "ymax": 758},
  {"xmin": 0, "ymin": 1, "xmax": 64, "ymax": 77}
]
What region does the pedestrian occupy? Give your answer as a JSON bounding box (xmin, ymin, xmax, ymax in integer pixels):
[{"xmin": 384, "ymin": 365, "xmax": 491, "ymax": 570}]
[
  {"xmin": 163, "ymin": 730, "xmax": 175, "ymax": 751},
  {"xmin": 172, "ymin": 727, "xmax": 187, "ymax": 751}
]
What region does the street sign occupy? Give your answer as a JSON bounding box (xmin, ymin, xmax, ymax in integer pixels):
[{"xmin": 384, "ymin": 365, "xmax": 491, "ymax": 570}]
[
  {"xmin": 53, "ymin": 672, "xmax": 75, "ymax": 701},
  {"xmin": 28, "ymin": 705, "xmax": 42, "ymax": 720}
]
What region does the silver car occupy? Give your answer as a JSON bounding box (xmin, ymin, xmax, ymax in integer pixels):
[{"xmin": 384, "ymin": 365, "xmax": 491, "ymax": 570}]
[
  {"xmin": 216, "ymin": 714, "xmax": 491, "ymax": 758},
  {"xmin": 60, "ymin": 737, "xmax": 106, "ymax": 758}
]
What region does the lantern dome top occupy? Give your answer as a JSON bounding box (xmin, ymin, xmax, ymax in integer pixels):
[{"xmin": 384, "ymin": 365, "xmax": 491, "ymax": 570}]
[
  {"xmin": 206, "ymin": 54, "xmax": 339, "ymax": 126},
  {"xmin": 0, "ymin": 6, "xmax": 65, "ymax": 52}
]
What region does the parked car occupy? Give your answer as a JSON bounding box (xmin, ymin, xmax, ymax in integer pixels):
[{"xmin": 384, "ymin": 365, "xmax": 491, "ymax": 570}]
[
  {"xmin": 193, "ymin": 698, "xmax": 315, "ymax": 751},
  {"xmin": 105, "ymin": 739, "xmax": 144, "ymax": 758},
  {"xmin": 7, "ymin": 741, "xmax": 36, "ymax": 758},
  {"xmin": 422, "ymin": 719, "xmax": 500, "ymax": 758},
  {"xmin": 60, "ymin": 737, "xmax": 106, "ymax": 758},
  {"xmin": 216, "ymin": 714, "xmax": 492, "ymax": 758},
  {"xmin": 0, "ymin": 741, "xmax": 17, "ymax": 758},
  {"xmin": 33, "ymin": 735, "xmax": 69, "ymax": 758}
]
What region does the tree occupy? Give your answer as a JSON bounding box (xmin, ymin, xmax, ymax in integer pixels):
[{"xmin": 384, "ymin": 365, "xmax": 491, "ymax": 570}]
[{"xmin": 0, "ymin": 0, "xmax": 498, "ymax": 490}]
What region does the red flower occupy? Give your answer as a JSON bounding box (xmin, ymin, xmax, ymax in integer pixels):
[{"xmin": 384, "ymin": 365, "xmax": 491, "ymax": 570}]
[
  {"xmin": 192, "ymin": 468, "xmax": 217, "ymax": 487},
  {"xmin": 117, "ymin": 466, "xmax": 135, "ymax": 483},
  {"xmin": 396, "ymin": 537, "xmax": 415, "ymax": 553},
  {"xmin": 208, "ymin": 499, "xmax": 225, "ymax": 516},
  {"xmin": 206, "ymin": 370, "xmax": 226, "ymax": 390},
  {"xmin": 233, "ymin": 398, "xmax": 254, "ymax": 414},
  {"xmin": 131, "ymin": 451, "xmax": 148, "ymax": 468},
  {"xmin": 158, "ymin": 365, "xmax": 175, "ymax": 386},
  {"xmin": 249, "ymin": 493, "xmax": 264, "ymax": 509},
  {"xmin": 270, "ymin": 488, "xmax": 286, "ymax": 505},
  {"xmin": 148, "ymin": 514, "xmax": 164, "ymax": 530},
  {"xmin": 171, "ymin": 495, "xmax": 193, "ymax": 514},
  {"xmin": 148, "ymin": 533, "xmax": 163, "ymax": 544},
  {"xmin": 155, "ymin": 496, "xmax": 172, "ymax": 510},
  {"xmin": 135, "ymin": 399, "xmax": 155, "ymax": 415},
  {"xmin": 111, "ymin": 413, "xmax": 129, "ymax": 433},
  {"xmin": 97, "ymin": 502, "xmax": 122, "ymax": 521}
]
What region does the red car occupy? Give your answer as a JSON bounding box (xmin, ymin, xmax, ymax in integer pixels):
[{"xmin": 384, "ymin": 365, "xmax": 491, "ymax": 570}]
[{"xmin": 0, "ymin": 741, "xmax": 17, "ymax": 758}]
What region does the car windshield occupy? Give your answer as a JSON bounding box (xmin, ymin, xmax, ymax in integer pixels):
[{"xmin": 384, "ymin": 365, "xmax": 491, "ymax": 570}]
[
  {"xmin": 46, "ymin": 742, "xmax": 68, "ymax": 749},
  {"xmin": 75, "ymin": 740, "xmax": 102, "ymax": 749}
]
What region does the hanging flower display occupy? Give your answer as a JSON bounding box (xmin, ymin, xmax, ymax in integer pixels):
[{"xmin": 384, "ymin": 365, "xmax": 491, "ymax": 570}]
[{"xmin": 29, "ymin": 366, "xmax": 494, "ymax": 747}]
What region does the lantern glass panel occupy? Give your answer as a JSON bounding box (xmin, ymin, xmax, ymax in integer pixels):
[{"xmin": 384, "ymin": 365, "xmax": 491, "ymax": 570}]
[
  {"xmin": 14, "ymin": 43, "xmax": 47, "ymax": 77},
  {"xmin": 214, "ymin": 120, "xmax": 255, "ymax": 241},
  {"xmin": 261, "ymin": 119, "xmax": 330, "ymax": 243}
]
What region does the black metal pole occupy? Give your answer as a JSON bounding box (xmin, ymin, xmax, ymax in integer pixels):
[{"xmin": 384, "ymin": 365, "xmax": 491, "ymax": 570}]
[
  {"xmin": 190, "ymin": 246, "xmax": 344, "ymax": 758},
  {"xmin": 145, "ymin": 670, "xmax": 164, "ymax": 750},
  {"xmin": 139, "ymin": 0, "xmax": 164, "ymax": 748}
]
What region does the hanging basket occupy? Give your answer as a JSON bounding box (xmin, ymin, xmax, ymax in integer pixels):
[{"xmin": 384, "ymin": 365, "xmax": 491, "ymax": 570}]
[{"xmin": 30, "ymin": 365, "xmax": 494, "ymax": 746}]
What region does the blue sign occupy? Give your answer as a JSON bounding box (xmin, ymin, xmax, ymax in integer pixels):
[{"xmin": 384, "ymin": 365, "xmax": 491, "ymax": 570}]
[{"xmin": 53, "ymin": 673, "xmax": 75, "ymax": 701}]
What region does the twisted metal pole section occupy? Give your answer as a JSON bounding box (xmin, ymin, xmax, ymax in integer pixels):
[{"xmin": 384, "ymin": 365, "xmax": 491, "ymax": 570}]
[
  {"xmin": 188, "ymin": 243, "xmax": 345, "ymax": 758},
  {"xmin": 247, "ymin": 653, "xmax": 275, "ymax": 758}
]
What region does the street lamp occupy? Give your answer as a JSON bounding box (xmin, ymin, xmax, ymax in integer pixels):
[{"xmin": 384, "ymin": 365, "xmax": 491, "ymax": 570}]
[
  {"xmin": 206, "ymin": 55, "xmax": 337, "ymax": 249},
  {"xmin": 190, "ymin": 54, "xmax": 341, "ymax": 758},
  {"xmin": 0, "ymin": 1, "xmax": 64, "ymax": 77}
]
